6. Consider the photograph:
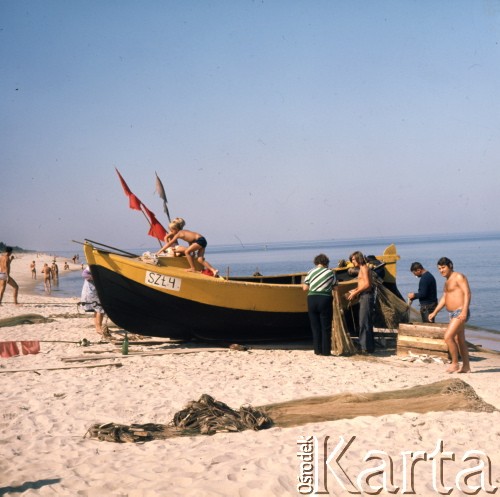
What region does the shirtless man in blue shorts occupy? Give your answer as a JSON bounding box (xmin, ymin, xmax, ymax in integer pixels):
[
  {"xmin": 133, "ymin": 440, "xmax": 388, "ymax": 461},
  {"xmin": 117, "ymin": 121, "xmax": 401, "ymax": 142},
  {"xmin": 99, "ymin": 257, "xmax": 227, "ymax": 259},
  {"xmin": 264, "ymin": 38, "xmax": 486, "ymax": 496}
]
[{"xmin": 429, "ymin": 257, "xmax": 471, "ymax": 373}]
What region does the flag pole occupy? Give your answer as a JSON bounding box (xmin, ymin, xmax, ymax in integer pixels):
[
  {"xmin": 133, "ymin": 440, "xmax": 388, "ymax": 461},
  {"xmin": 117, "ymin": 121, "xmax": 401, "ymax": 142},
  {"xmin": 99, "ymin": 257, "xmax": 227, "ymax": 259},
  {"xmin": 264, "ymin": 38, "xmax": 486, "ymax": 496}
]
[{"xmin": 139, "ymin": 205, "xmax": 164, "ymax": 248}]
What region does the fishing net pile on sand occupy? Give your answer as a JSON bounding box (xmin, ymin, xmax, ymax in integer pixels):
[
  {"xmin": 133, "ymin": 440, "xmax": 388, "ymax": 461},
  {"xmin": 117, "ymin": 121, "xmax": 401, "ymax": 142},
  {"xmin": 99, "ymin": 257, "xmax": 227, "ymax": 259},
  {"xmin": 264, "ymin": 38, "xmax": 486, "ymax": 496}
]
[
  {"xmin": 332, "ymin": 275, "xmax": 410, "ymax": 356},
  {"xmin": 84, "ymin": 379, "xmax": 495, "ymax": 443}
]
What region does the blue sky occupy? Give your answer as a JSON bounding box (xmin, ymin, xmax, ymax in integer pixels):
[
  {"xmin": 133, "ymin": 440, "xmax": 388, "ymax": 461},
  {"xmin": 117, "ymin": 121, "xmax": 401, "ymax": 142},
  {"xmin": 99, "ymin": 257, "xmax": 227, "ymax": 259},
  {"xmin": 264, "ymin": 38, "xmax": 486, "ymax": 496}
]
[{"xmin": 1, "ymin": 0, "xmax": 499, "ymax": 251}]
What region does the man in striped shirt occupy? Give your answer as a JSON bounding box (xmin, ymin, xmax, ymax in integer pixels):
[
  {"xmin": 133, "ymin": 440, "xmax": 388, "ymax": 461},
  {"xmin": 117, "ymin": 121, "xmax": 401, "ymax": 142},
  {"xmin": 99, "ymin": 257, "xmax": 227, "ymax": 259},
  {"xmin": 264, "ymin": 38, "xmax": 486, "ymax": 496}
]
[{"xmin": 303, "ymin": 254, "xmax": 337, "ymax": 356}]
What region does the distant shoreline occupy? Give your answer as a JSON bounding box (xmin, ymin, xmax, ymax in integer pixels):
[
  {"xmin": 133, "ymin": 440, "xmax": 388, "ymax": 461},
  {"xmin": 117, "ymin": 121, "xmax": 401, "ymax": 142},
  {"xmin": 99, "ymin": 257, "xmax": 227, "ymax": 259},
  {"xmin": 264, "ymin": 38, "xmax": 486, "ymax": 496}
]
[{"xmin": 10, "ymin": 229, "xmax": 500, "ymax": 256}]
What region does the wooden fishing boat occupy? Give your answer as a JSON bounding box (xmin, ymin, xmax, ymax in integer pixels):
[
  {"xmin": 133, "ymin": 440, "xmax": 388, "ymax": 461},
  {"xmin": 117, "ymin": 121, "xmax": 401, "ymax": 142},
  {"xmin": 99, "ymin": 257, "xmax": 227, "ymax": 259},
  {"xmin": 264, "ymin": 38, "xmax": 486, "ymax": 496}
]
[{"xmin": 83, "ymin": 241, "xmax": 402, "ymax": 342}]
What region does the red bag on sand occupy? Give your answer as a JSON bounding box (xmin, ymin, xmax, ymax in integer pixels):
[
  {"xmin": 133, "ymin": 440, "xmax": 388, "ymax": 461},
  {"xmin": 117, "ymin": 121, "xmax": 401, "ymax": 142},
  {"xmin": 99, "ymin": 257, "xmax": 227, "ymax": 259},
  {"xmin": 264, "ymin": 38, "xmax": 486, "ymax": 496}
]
[
  {"xmin": 0, "ymin": 341, "xmax": 20, "ymax": 358},
  {"xmin": 21, "ymin": 341, "xmax": 41, "ymax": 355}
]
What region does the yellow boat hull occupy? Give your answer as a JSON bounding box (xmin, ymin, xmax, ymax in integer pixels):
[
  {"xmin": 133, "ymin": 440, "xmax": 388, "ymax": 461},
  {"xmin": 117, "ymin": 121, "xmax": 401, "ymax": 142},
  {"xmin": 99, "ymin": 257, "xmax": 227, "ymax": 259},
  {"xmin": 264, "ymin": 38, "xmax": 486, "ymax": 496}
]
[{"xmin": 83, "ymin": 242, "xmax": 401, "ymax": 341}]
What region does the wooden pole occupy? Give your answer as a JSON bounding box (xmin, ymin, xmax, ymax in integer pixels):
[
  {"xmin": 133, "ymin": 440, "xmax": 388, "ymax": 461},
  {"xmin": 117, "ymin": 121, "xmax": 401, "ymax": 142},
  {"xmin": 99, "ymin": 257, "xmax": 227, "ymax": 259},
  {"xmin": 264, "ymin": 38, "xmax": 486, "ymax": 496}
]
[{"xmin": 0, "ymin": 362, "xmax": 123, "ymax": 373}]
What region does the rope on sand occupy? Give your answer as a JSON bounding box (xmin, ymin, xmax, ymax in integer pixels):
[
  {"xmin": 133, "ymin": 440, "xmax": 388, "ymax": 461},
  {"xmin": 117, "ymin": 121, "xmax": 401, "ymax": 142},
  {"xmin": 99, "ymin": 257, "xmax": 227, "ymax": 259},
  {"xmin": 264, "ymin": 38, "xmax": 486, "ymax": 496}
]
[
  {"xmin": 0, "ymin": 302, "xmax": 80, "ymax": 306},
  {"xmin": 0, "ymin": 302, "xmax": 101, "ymax": 310},
  {"xmin": 0, "ymin": 362, "xmax": 123, "ymax": 374}
]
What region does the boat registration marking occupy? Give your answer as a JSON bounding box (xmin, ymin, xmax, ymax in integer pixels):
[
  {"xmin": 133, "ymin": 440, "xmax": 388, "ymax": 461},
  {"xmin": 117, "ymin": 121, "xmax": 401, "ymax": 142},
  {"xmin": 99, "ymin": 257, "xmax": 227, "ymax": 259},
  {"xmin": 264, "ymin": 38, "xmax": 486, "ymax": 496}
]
[{"xmin": 145, "ymin": 271, "xmax": 182, "ymax": 292}]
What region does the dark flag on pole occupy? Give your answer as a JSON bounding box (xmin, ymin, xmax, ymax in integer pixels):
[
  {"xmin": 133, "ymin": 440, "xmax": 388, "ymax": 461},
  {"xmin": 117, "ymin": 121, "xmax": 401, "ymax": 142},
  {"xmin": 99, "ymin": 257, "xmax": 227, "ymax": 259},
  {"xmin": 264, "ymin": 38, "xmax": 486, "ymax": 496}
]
[
  {"xmin": 115, "ymin": 167, "xmax": 142, "ymax": 211},
  {"xmin": 141, "ymin": 204, "xmax": 168, "ymax": 241},
  {"xmin": 154, "ymin": 172, "xmax": 171, "ymax": 222}
]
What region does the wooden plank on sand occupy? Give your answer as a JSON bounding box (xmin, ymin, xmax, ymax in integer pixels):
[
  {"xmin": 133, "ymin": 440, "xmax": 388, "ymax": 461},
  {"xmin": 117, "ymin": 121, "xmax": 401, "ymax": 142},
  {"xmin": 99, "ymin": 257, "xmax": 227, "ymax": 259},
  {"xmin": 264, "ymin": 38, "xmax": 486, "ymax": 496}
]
[
  {"xmin": 397, "ymin": 335, "xmax": 449, "ymax": 351},
  {"xmin": 112, "ymin": 339, "xmax": 187, "ymax": 346},
  {"xmin": 398, "ymin": 322, "xmax": 447, "ymax": 339},
  {"xmin": 397, "ymin": 322, "xmax": 449, "ymax": 358},
  {"xmin": 62, "ymin": 347, "xmax": 227, "ymax": 362}
]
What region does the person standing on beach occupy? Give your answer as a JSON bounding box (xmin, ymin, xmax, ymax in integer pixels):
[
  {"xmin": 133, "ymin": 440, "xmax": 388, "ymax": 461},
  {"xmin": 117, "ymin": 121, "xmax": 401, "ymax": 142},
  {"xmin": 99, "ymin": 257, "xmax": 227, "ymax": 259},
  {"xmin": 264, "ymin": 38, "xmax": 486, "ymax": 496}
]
[
  {"xmin": 0, "ymin": 247, "xmax": 19, "ymax": 305},
  {"xmin": 51, "ymin": 261, "xmax": 59, "ymax": 280},
  {"xmin": 30, "ymin": 260, "xmax": 36, "ymax": 279},
  {"xmin": 408, "ymin": 262, "xmax": 438, "ymax": 322},
  {"xmin": 346, "ymin": 251, "xmax": 375, "ymax": 354},
  {"xmin": 41, "ymin": 263, "xmax": 52, "ymax": 293},
  {"xmin": 302, "ymin": 254, "xmax": 336, "ymax": 356},
  {"xmin": 81, "ymin": 266, "xmax": 108, "ymax": 336},
  {"xmin": 428, "ymin": 257, "xmax": 471, "ymax": 373}
]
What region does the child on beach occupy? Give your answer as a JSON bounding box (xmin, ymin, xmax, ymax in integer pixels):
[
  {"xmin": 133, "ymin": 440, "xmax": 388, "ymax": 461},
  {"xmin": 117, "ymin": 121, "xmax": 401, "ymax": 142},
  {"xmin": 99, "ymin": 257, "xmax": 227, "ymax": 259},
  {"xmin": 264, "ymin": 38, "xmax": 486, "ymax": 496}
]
[{"xmin": 156, "ymin": 219, "xmax": 218, "ymax": 276}]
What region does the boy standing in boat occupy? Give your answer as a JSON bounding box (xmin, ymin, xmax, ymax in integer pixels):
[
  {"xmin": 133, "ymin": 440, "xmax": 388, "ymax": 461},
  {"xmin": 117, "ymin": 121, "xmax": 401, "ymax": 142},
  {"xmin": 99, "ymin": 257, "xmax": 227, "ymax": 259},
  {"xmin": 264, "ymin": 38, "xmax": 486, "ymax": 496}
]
[
  {"xmin": 428, "ymin": 257, "xmax": 471, "ymax": 373},
  {"xmin": 156, "ymin": 219, "xmax": 219, "ymax": 276}
]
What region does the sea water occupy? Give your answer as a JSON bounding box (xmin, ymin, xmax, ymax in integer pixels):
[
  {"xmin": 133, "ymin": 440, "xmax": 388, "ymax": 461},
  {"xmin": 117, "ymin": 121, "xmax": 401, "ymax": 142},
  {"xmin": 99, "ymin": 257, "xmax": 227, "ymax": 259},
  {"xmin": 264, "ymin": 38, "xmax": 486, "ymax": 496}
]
[{"xmin": 42, "ymin": 233, "xmax": 500, "ymax": 350}]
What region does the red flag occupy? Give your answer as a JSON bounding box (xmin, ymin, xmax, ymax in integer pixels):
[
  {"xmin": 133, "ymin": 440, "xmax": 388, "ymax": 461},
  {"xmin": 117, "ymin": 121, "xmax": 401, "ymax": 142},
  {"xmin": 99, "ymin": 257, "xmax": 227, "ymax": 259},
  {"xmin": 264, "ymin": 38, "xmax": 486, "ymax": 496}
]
[
  {"xmin": 142, "ymin": 204, "xmax": 168, "ymax": 240},
  {"xmin": 114, "ymin": 167, "xmax": 167, "ymax": 243},
  {"xmin": 115, "ymin": 167, "xmax": 142, "ymax": 210}
]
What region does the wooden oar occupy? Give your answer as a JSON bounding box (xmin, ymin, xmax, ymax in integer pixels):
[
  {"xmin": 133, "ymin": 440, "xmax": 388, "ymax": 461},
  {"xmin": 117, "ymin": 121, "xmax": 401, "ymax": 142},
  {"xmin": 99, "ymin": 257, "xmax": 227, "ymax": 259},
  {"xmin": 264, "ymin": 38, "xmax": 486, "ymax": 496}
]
[{"xmin": 73, "ymin": 239, "xmax": 138, "ymax": 258}]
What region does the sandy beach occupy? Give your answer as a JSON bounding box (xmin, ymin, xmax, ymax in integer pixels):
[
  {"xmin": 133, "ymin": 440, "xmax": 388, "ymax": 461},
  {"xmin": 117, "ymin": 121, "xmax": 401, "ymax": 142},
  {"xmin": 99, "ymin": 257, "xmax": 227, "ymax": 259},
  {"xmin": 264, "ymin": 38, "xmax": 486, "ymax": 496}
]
[{"xmin": 1, "ymin": 254, "xmax": 499, "ymax": 496}]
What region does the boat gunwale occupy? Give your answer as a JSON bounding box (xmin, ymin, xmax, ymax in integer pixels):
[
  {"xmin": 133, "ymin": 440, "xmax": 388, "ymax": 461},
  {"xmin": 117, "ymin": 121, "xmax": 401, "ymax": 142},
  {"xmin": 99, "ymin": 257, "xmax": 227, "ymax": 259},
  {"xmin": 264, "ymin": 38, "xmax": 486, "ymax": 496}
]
[
  {"xmin": 85, "ymin": 244, "xmax": 398, "ymax": 289},
  {"xmin": 87, "ymin": 246, "xmax": 308, "ymax": 289}
]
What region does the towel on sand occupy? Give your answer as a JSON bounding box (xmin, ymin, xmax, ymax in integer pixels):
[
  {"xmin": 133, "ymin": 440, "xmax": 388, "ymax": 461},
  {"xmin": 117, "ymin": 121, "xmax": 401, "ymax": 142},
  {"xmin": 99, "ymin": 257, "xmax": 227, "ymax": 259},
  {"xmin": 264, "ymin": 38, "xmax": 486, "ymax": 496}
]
[
  {"xmin": 0, "ymin": 341, "xmax": 20, "ymax": 358},
  {"xmin": 0, "ymin": 341, "xmax": 40, "ymax": 358}
]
